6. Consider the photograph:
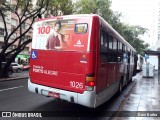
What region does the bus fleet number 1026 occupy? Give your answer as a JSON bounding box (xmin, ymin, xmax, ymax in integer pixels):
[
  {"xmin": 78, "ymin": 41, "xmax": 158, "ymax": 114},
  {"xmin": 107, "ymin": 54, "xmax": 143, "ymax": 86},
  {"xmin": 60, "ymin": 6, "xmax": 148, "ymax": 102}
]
[{"xmin": 70, "ymin": 81, "xmax": 83, "ymax": 89}]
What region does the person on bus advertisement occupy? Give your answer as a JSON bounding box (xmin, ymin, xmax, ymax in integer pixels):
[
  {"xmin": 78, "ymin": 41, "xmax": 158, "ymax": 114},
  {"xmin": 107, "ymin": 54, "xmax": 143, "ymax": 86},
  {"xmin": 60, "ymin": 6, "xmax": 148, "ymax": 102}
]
[{"xmin": 46, "ymin": 21, "xmax": 66, "ymax": 49}]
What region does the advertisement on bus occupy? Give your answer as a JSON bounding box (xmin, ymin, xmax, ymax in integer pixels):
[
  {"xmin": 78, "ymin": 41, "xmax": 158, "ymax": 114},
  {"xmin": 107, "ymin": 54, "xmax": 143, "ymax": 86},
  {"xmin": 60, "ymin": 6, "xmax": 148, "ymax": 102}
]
[{"xmin": 32, "ymin": 18, "xmax": 90, "ymax": 51}]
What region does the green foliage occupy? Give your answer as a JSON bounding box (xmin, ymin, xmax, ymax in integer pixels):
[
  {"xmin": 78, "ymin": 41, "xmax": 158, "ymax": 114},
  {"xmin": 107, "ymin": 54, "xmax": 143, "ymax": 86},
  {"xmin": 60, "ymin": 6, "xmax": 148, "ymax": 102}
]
[
  {"xmin": 74, "ymin": 0, "xmax": 112, "ymax": 16},
  {"xmin": 74, "ymin": 0, "xmax": 149, "ymax": 54},
  {"xmin": 13, "ymin": 0, "xmax": 33, "ymax": 12},
  {"xmin": 58, "ymin": 0, "xmax": 73, "ymax": 15},
  {"xmin": 114, "ymin": 23, "xmax": 149, "ymax": 54},
  {"xmin": 37, "ymin": 0, "xmax": 73, "ymax": 16}
]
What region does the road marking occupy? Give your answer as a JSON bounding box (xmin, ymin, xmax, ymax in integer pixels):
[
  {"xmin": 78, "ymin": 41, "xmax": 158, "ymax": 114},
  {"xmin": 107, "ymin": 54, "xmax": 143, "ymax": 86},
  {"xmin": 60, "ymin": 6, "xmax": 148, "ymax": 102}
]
[{"xmin": 0, "ymin": 86, "xmax": 24, "ymax": 92}]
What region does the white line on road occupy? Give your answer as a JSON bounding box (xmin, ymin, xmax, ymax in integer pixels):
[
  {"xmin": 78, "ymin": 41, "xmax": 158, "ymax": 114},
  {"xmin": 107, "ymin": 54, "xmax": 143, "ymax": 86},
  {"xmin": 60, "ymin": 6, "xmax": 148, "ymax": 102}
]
[{"xmin": 0, "ymin": 86, "xmax": 24, "ymax": 92}]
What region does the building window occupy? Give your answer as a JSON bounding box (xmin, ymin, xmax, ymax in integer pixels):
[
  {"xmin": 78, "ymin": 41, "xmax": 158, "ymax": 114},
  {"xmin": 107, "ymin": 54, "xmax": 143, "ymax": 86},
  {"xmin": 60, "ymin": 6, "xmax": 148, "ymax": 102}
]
[
  {"xmin": 25, "ymin": 23, "xmax": 30, "ymax": 29},
  {"xmin": 21, "ymin": 36, "xmax": 25, "ymax": 40},
  {"xmin": 6, "ymin": 0, "xmax": 11, "ymax": 3},
  {"xmin": 26, "ymin": 35, "xmax": 31, "ymax": 40},
  {"xmin": 13, "ymin": 33, "xmax": 17, "ymax": 38},
  {"xmin": 0, "ymin": 28, "xmax": 4, "ymax": 36},
  {"xmin": 21, "ymin": 35, "xmax": 31, "ymax": 41},
  {"xmin": 11, "ymin": 18, "xmax": 18, "ymax": 27},
  {"xmin": 22, "ymin": 23, "xmax": 25, "ymax": 29},
  {"xmin": 0, "ymin": 15, "xmax": 2, "ymax": 20}
]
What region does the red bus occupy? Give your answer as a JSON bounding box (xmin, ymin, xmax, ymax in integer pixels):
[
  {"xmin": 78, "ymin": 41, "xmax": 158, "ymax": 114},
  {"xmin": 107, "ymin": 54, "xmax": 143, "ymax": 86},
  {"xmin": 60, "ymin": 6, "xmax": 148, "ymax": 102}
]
[{"xmin": 28, "ymin": 14, "xmax": 137, "ymax": 108}]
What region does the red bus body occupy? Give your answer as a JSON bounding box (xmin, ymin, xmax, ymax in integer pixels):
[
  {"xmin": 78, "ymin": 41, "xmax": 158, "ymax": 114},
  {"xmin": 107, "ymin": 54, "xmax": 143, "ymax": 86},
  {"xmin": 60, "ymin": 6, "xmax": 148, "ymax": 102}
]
[{"xmin": 28, "ymin": 14, "xmax": 136, "ymax": 108}]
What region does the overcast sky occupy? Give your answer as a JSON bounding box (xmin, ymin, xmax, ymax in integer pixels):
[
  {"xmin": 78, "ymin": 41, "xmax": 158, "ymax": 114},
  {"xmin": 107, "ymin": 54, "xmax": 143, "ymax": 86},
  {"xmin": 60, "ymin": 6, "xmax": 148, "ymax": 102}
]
[{"xmin": 110, "ymin": 0, "xmax": 159, "ymax": 46}]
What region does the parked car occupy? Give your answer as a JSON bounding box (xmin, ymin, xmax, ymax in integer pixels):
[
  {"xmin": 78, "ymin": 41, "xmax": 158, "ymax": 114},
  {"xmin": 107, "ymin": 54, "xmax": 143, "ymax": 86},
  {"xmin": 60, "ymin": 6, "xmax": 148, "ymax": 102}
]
[
  {"xmin": 2, "ymin": 62, "xmax": 13, "ymax": 75},
  {"xmin": 11, "ymin": 63, "xmax": 23, "ymax": 73},
  {"xmin": 23, "ymin": 64, "xmax": 30, "ymax": 71}
]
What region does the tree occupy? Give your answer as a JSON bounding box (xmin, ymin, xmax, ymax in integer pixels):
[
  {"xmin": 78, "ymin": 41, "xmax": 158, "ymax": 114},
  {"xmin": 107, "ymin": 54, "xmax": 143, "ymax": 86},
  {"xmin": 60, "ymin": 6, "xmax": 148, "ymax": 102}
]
[
  {"xmin": 116, "ymin": 23, "xmax": 149, "ymax": 54},
  {"xmin": 0, "ymin": 0, "xmax": 49, "ymax": 78},
  {"xmin": 39, "ymin": 0, "xmax": 73, "ymax": 17},
  {"xmin": 74, "ymin": 0, "xmax": 112, "ymax": 17},
  {"xmin": 74, "ymin": 0, "xmax": 149, "ymax": 54}
]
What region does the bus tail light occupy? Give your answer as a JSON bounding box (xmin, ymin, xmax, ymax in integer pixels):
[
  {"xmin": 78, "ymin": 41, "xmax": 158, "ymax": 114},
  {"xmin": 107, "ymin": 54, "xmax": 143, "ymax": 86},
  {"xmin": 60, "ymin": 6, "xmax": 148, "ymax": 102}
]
[
  {"xmin": 85, "ymin": 73, "xmax": 95, "ymax": 91},
  {"xmin": 86, "ymin": 81, "xmax": 95, "ymax": 86}
]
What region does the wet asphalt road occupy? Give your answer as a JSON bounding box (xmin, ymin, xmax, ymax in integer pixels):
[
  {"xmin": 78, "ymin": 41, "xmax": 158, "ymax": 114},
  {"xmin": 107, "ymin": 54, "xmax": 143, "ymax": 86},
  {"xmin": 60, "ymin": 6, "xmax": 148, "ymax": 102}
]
[{"xmin": 0, "ymin": 77, "xmax": 136, "ymax": 120}]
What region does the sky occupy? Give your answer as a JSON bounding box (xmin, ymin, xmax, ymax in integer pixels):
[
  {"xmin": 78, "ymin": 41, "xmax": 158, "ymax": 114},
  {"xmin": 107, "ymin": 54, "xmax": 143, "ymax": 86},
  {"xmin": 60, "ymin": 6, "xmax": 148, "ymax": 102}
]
[{"xmin": 110, "ymin": 0, "xmax": 159, "ymax": 47}]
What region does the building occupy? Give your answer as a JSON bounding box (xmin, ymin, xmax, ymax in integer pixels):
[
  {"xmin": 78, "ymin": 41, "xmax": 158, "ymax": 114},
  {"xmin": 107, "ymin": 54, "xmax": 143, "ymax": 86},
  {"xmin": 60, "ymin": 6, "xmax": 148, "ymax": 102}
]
[
  {"xmin": 0, "ymin": 0, "xmax": 32, "ymax": 64},
  {"xmin": 0, "ymin": 0, "xmax": 12, "ymax": 61},
  {"xmin": 146, "ymin": 1, "xmax": 160, "ymax": 70},
  {"xmin": 155, "ymin": 1, "xmax": 160, "ymax": 50},
  {"xmin": 11, "ymin": 0, "xmax": 32, "ymax": 64}
]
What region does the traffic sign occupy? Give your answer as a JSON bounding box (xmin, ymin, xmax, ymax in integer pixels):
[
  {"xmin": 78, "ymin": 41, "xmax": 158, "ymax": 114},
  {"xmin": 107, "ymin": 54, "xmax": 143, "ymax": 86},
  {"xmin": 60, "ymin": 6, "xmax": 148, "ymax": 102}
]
[{"xmin": 144, "ymin": 54, "xmax": 149, "ymax": 60}]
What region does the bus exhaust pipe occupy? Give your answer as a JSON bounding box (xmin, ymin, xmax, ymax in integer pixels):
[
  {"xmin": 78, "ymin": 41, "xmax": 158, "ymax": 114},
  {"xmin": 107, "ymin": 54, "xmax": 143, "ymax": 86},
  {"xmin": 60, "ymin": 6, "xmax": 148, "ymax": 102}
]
[
  {"xmin": 70, "ymin": 96, "xmax": 74, "ymax": 103},
  {"xmin": 35, "ymin": 88, "xmax": 38, "ymax": 93}
]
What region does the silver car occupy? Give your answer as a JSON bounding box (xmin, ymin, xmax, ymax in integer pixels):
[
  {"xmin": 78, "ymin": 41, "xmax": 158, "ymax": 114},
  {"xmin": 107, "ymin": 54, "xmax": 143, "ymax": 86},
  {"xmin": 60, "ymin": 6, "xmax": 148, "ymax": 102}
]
[{"xmin": 11, "ymin": 63, "xmax": 23, "ymax": 72}]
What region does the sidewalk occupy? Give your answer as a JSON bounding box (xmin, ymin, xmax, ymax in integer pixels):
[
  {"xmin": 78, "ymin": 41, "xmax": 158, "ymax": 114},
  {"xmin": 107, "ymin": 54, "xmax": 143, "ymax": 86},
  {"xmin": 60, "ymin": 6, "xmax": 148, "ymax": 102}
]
[
  {"xmin": 113, "ymin": 71, "xmax": 160, "ymax": 120},
  {"xmin": 0, "ymin": 71, "xmax": 29, "ymax": 82}
]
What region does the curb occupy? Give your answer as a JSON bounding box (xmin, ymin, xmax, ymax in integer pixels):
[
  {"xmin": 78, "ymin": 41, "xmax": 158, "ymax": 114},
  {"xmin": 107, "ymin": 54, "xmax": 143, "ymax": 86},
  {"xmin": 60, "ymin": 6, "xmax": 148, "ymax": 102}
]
[{"xmin": 0, "ymin": 76, "xmax": 29, "ymax": 82}]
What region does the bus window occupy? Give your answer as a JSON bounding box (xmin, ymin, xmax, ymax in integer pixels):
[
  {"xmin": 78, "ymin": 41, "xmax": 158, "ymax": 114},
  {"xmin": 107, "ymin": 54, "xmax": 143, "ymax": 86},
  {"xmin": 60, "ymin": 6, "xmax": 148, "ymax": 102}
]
[
  {"xmin": 108, "ymin": 35, "xmax": 117, "ymax": 62},
  {"xmin": 109, "ymin": 35, "xmax": 113, "ymax": 50},
  {"xmin": 124, "ymin": 46, "xmax": 127, "ymax": 52},
  {"xmin": 75, "ymin": 23, "xmax": 88, "ymax": 33},
  {"xmin": 122, "ymin": 44, "xmax": 124, "ymax": 53},
  {"xmin": 117, "ymin": 41, "xmax": 123, "ymax": 62},
  {"xmin": 113, "ymin": 38, "xmax": 117, "ymax": 51},
  {"xmin": 100, "ymin": 29, "xmax": 108, "ymax": 62},
  {"xmin": 118, "ymin": 42, "xmax": 122, "ymax": 52}
]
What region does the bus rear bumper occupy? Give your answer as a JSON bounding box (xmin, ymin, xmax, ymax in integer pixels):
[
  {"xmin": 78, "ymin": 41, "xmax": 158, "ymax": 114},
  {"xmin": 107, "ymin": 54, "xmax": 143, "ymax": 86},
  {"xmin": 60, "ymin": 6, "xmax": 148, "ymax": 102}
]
[{"xmin": 28, "ymin": 78, "xmax": 96, "ymax": 108}]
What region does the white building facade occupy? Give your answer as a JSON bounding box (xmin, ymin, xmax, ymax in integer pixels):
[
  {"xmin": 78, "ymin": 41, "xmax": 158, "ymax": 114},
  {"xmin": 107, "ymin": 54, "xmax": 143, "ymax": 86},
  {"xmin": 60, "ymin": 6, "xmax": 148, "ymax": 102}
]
[{"xmin": 155, "ymin": 1, "xmax": 160, "ymax": 50}]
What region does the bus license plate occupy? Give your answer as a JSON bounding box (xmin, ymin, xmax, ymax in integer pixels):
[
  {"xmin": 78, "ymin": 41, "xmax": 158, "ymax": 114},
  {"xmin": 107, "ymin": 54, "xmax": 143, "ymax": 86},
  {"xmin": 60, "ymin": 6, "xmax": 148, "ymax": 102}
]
[{"xmin": 48, "ymin": 91, "xmax": 60, "ymax": 98}]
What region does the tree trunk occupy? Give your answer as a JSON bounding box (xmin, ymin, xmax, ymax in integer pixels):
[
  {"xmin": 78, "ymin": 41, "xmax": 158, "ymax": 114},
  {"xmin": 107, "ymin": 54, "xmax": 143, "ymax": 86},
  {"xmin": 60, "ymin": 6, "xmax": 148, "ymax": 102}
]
[{"xmin": 0, "ymin": 68, "xmax": 9, "ymax": 78}]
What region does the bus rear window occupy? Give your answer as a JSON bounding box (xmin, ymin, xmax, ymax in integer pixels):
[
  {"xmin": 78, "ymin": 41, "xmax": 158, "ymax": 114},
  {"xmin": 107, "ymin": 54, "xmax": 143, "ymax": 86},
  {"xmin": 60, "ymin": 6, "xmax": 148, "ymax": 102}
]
[{"xmin": 75, "ymin": 23, "xmax": 88, "ymax": 33}]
